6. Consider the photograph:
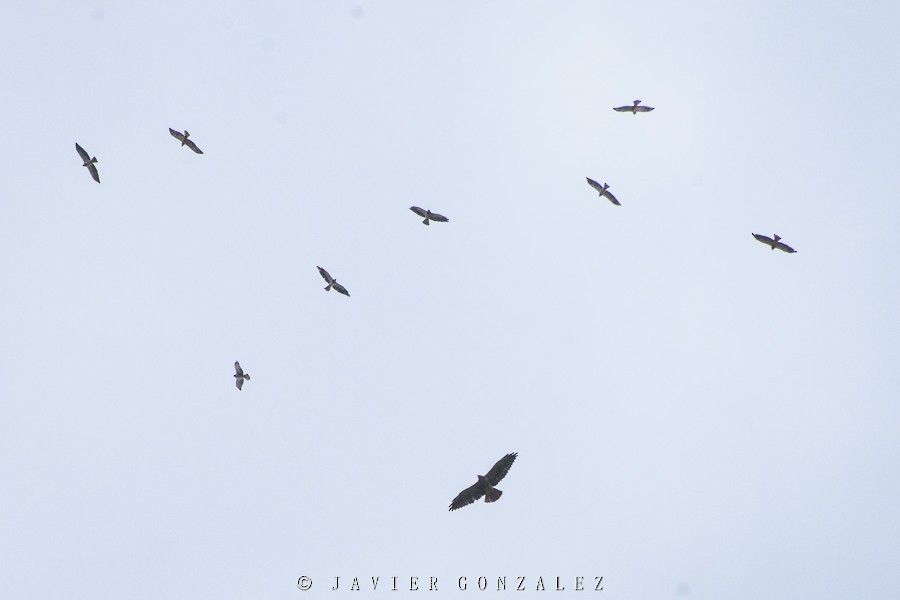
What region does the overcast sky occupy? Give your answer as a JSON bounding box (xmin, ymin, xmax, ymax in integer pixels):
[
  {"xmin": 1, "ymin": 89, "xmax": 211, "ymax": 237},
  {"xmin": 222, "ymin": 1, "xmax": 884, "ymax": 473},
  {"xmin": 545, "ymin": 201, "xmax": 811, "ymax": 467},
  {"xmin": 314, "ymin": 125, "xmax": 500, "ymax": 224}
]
[{"xmin": 2, "ymin": 1, "xmax": 899, "ymax": 598}]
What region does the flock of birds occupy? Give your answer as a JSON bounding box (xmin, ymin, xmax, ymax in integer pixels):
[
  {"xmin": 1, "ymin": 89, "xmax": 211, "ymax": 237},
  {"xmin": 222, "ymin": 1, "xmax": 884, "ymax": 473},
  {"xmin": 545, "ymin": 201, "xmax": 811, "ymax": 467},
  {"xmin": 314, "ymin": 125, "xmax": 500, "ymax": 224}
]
[
  {"xmin": 592, "ymin": 100, "xmax": 798, "ymax": 252},
  {"xmin": 74, "ymin": 98, "xmax": 797, "ymax": 512}
]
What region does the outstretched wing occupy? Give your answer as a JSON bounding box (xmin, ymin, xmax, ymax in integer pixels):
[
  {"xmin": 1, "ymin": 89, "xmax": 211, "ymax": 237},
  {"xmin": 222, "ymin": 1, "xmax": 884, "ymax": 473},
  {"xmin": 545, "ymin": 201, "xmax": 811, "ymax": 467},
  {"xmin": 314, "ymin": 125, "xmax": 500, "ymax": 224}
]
[
  {"xmin": 775, "ymin": 241, "xmax": 797, "ymax": 253},
  {"xmin": 613, "ymin": 106, "xmax": 633, "ymax": 112},
  {"xmin": 634, "ymin": 105, "xmax": 654, "ymax": 112},
  {"xmin": 234, "ymin": 361, "xmax": 244, "ymax": 377},
  {"xmin": 332, "ymin": 282, "xmax": 350, "ymax": 297},
  {"xmin": 410, "ymin": 206, "xmax": 428, "ymax": 218},
  {"xmin": 169, "ymin": 128, "xmax": 186, "ymax": 142},
  {"xmin": 317, "ymin": 266, "xmax": 333, "ymax": 284},
  {"xmin": 429, "ymin": 212, "xmax": 449, "ymax": 222},
  {"xmin": 236, "ymin": 377, "xmax": 244, "ymax": 390},
  {"xmin": 586, "ymin": 177, "xmax": 604, "ymax": 192},
  {"xmin": 185, "ymin": 138, "xmax": 203, "ymax": 154},
  {"xmin": 449, "ymin": 479, "xmax": 487, "ymax": 511},
  {"xmin": 87, "ymin": 163, "xmax": 100, "ymax": 183},
  {"xmin": 603, "ymin": 190, "xmax": 620, "ymax": 206},
  {"xmin": 485, "ymin": 452, "xmax": 518, "ymax": 486},
  {"xmin": 752, "ymin": 233, "xmax": 774, "ymax": 246},
  {"xmin": 75, "ymin": 143, "xmax": 90, "ymax": 162}
]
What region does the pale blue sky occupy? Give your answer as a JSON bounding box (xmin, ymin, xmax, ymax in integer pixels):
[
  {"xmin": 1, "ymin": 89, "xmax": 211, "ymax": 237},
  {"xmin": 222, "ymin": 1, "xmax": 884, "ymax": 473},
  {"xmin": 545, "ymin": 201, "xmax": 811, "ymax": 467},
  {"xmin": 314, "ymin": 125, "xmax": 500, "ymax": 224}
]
[{"xmin": 2, "ymin": 1, "xmax": 899, "ymax": 598}]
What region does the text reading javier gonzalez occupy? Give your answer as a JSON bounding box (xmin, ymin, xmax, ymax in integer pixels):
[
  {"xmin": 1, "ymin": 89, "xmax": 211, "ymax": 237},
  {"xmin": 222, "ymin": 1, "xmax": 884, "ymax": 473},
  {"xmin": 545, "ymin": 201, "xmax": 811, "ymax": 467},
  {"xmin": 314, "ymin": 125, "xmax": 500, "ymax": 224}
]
[{"xmin": 297, "ymin": 575, "xmax": 604, "ymax": 592}]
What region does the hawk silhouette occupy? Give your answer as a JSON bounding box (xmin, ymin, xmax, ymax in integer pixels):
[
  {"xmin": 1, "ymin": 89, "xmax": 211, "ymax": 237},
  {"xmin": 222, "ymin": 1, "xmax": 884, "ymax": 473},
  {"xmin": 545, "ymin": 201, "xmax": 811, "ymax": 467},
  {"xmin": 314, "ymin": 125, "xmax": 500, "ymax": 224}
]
[
  {"xmin": 613, "ymin": 99, "xmax": 654, "ymax": 114},
  {"xmin": 409, "ymin": 206, "xmax": 449, "ymax": 226},
  {"xmin": 169, "ymin": 128, "xmax": 204, "ymax": 154},
  {"xmin": 234, "ymin": 361, "xmax": 250, "ymax": 390},
  {"xmin": 752, "ymin": 233, "xmax": 797, "ymax": 253},
  {"xmin": 317, "ymin": 266, "xmax": 350, "ymax": 296},
  {"xmin": 586, "ymin": 177, "xmax": 620, "ymax": 205},
  {"xmin": 75, "ymin": 143, "xmax": 100, "ymax": 183},
  {"xmin": 449, "ymin": 452, "xmax": 518, "ymax": 511}
]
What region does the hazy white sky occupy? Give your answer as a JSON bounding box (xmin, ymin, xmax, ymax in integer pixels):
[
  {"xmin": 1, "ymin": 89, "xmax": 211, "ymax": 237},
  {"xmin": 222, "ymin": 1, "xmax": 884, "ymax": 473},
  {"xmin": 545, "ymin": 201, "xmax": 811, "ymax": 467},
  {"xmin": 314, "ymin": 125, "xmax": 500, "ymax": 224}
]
[{"xmin": 2, "ymin": 2, "xmax": 899, "ymax": 598}]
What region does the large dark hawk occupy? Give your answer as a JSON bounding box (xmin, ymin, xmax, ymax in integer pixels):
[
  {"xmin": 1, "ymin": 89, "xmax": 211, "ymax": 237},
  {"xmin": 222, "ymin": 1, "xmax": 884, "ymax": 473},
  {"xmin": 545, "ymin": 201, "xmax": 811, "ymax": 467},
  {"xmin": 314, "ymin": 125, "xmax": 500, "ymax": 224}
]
[
  {"xmin": 752, "ymin": 233, "xmax": 797, "ymax": 253},
  {"xmin": 169, "ymin": 128, "xmax": 204, "ymax": 154},
  {"xmin": 317, "ymin": 266, "xmax": 350, "ymax": 296},
  {"xmin": 409, "ymin": 206, "xmax": 449, "ymax": 226},
  {"xmin": 449, "ymin": 452, "xmax": 518, "ymax": 511},
  {"xmin": 613, "ymin": 99, "xmax": 655, "ymax": 114},
  {"xmin": 75, "ymin": 143, "xmax": 100, "ymax": 183}
]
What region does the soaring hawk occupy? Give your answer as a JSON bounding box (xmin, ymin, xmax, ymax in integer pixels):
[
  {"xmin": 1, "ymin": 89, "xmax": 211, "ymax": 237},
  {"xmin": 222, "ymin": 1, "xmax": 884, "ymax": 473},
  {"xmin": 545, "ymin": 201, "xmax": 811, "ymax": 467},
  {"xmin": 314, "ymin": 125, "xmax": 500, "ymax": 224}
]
[
  {"xmin": 409, "ymin": 206, "xmax": 449, "ymax": 226},
  {"xmin": 586, "ymin": 177, "xmax": 620, "ymax": 205},
  {"xmin": 317, "ymin": 266, "xmax": 350, "ymax": 296},
  {"xmin": 75, "ymin": 143, "xmax": 100, "ymax": 183},
  {"xmin": 234, "ymin": 361, "xmax": 250, "ymax": 390},
  {"xmin": 449, "ymin": 452, "xmax": 518, "ymax": 511},
  {"xmin": 169, "ymin": 128, "xmax": 204, "ymax": 154},
  {"xmin": 752, "ymin": 233, "xmax": 797, "ymax": 253},
  {"xmin": 613, "ymin": 99, "xmax": 654, "ymax": 114}
]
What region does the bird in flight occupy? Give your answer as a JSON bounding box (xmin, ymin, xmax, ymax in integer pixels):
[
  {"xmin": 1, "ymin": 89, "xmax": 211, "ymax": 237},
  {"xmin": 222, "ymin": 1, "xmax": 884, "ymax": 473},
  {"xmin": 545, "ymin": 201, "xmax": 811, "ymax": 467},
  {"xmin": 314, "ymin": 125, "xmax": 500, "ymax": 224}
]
[
  {"xmin": 752, "ymin": 233, "xmax": 797, "ymax": 253},
  {"xmin": 586, "ymin": 177, "xmax": 620, "ymax": 205},
  {"xmin": 317, "ymin": 266, "xmax": 350, "ymax": 296},
  {"xmin": 449, "ymin": 452, "xmax": 518, "ymax": 511},
  {"xmin": 613, "ymin": 99, "xmax": 654, "ymax": 114},
  {"xmin": 75, "ymin": 143, "xmax": 100, "ymax": 183},
  {"xmin": 168, "ymin": 128, "xmax": 204, "ymax": 154},
  {"xmin": 234, "ymin": 361, "xmax": 250, "ymax": 390},
  {"xmin": 409, "ymin": 206, "xmax": 449, "ymax": 226}
]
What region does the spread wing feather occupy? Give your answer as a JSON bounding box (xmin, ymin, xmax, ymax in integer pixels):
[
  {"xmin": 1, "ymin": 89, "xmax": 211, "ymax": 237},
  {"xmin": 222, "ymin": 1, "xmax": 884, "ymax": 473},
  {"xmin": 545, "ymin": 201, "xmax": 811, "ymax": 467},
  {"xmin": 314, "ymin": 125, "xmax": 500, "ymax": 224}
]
[
  {"xmin": 613, "ymin": 106, "xmax": 633, "ymax": 112},
  {"xmin": 87, "ymin": 163, "xmax": 100, "ymax": 183},
  {"xmin": 635, "ymin": 105, "xmax": 654, "ymax": 112},
  {"xmin": 75, "ymin": 143, "xmax": 90, "ymax": 162},
  {"xmin": 429, "ymin": 212, "xmax": 449, "ymax": 222},
  {"xmin": 169, "ymin": 128, "xmax": 186, "ymax": 142},
  {"xmin": 485, "ymin": 452, "xmax": 517, "ymax": 486},
  {"xmin": 775, "ymin": 241, "xmax": 797, "ymax": 253},
  {"xmin": 410, "ymin": 206, "xmax": 428, "ymax": 218},
  {"xmin": 234, "ymin": 361, "xmax": 244, "ymax": 378},
  {"xmin": 603, "ymin": 190, "xmax": 620, "ymax": 205},
  {"xmin": 449, "ymin": 480, "xmax": 487, "ymax": 511},
  {"xmin": 317, "ymin": 266, "xmax": 333, "ymax": 284},
  {"xmin": 332, "ymin": 282, "xmax": 350, "ymax": 297},
  {"xmin": 752, "ymin": 233, "xmax": 775, "ymax": 246},
  {"xmin": 185, "ymin": 138, "xmax": 203, "ymax": 154},
  {"xmin": 586, "ymin": 177, "xmax": 604, "ymax": 192}
]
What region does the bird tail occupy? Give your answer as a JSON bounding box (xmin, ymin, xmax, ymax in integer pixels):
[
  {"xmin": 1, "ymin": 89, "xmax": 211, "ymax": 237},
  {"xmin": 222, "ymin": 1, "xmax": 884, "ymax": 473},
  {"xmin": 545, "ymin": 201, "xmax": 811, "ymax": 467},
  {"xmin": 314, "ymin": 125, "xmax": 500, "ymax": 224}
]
[
  {"xmin": 244, "ymin": 374, "xmax": 250, "ymax": 381},
  {"xmin": 325, "ymin": 284, "xmax": 333, "ymax": 291},
  {"xmin": 773, "ymin": 234, "xmax": 782, "ymax": 242},
  {"xmin": 485, "ymin": 488, "xmax": 503, "ymax": 503},
  {"xmin": 91, "ymin": 157, "xmax": 98, "ymax": 164},
  {"xmin": 422, "ymin": 218, "xmax": 430, "ymax": 226}
]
